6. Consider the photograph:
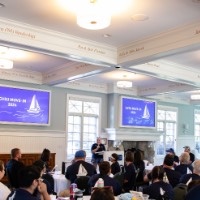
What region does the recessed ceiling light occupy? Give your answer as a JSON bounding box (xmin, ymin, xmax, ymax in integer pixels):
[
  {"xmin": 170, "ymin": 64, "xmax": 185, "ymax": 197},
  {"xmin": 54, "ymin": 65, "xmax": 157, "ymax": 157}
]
[
  {"xmin": 103, "ymin": 34, "xmax": 112, "ymax": 38},
  {"xmin": 131, "ymin": 14, "xmax": 149, "ymax": 21},
  {"xmin": 0, "ymin": 3, "xmax": 5, "ymax": 8}
]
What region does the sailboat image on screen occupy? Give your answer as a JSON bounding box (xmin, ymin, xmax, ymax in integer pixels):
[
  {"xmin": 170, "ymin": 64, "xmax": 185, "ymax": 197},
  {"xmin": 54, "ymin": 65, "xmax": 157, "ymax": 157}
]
[
  {"xmin": 27, "ymin": 95, "xmax": 41, "ymax": 114},
  {"xmin": 142, "ymin": 104, "xmax": 150, "ymax": 119}
]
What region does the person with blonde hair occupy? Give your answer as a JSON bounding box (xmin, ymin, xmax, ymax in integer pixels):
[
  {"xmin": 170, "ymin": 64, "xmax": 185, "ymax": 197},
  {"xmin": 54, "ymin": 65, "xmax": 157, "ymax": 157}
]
[
  {"xmin": 180, "ymin": 160, "xmax": 200, "ymax": 184},
  {"xmin": 0, "ymin": 160, "xmax": 10, "ymax": 200},
  {"xmin": 183, "ymin": 146, "xmax": 195, "ymax": 164},
  {"xmin": 175, "ymin": 152, "xmax": 193, "ymax": 175}
]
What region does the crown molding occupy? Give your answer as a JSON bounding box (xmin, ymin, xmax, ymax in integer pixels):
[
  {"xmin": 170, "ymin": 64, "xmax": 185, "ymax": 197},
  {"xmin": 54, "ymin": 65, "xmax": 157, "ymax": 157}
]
[
  {"xmin": 0, "ymin": 68, "xmax": 42, "ymax": 84},
  {"xmin": 0, "ymin": 17, "xmax": 117, "ymax": 66},
  {"xmin": 118, "ymin": 21, "xmax": 200, "ymax": 66}
]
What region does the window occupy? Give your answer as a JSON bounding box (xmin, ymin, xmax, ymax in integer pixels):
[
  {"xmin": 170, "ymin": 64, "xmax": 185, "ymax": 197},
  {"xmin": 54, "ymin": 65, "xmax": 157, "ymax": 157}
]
[
  {"xmin": 156, "ymin": 106, "xmax": 177, "ymax": 155},
  {"xmin": 67, "ymin": 95, "xmax": 101, "ymax": 160},
  {"xmin": 194, "ymin": 109, "xmax": 200, "ymax": 153}
]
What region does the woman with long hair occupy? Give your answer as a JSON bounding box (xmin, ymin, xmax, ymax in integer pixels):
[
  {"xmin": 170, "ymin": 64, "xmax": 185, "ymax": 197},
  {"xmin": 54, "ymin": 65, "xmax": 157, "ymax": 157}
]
[
  {"xmin": 40, "ymin": 148, "xmax": 51, "ymax": 172},
  {"xmin": 133, "ymin": 150, "xmax": 145, "ymax": 187},
  {"xmin": 143, "ymin": 166, "xmax": 173, "ymax": 200},
  {"xmin": 123, "ymin": 151, "xmax": 136, "ymax": 192}
]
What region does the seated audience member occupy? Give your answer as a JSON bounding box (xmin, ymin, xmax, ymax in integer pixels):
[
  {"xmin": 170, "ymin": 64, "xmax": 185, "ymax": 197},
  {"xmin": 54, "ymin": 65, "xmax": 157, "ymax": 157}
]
[
  {"xmin": 143, "ymin": 166, "xmax": 173, "ymax": 200},
  {"xmin": 162, "ymin": 154, "xmax": 181, "ymax": 188},
  {"xmin": 175, "ymin": 152, "xmax": 193, "ymax": 175},
  {"xmin": 185, "ymin": 184, "xmax": 200, "ymax": 200},
  {"xmin": 6, "ymin": 148, "xmax": 24, "ymax": 188},
  {"xmin": 183, "ymin": 146, "xmax": 195, "ymax": 164},
  {"xmin": 65, "ymin": 150, "xmax": 97, "ymax": 183},
  {"xmin": 40, "ymin": 148, "xmax": 51, "ymax": 172},
  {"xmin": 33, "ymin": 160, "xmax": 54, "ymax": 194},
  {"xmin": 166, "ymin": 148, "xmax": 179, "ymax": 166},
  {"xmin": 133, "ymin": 150, "xmax": 145, "ymax": 187},
  {"xmin": 0, "ymin": 160, "xmax": 11, "ymax": 200},
  {"xmin": 110, "ymin": 153, "xmax": 120, "ymax": 175},
  {"xmin": 88, "ymin": 161, "xmax": 122, "ymax": 196},
  {"xmin": 123, "ymin": 151, "xmax": 136, "ymax": 192},
  {"xmin": 7, "ymin": 165, "xmax": 50, "ymax": 200},
  {"xmin": 90, "ymin": 188, "xmax": 115, "ymax": 200},
  {"xmin": 179, "ymin": 160, "xmax": 200, "ymax": 184},
  {"xmin": 187, "ymin": 179, "xmax": 200, "ymax": 191}
]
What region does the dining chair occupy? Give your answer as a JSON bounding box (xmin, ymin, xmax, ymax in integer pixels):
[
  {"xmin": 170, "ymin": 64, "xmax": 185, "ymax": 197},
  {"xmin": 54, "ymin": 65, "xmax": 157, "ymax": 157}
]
[{"xmin": 74, "ymin": 176, "xmax": 90, "ymax": 195}]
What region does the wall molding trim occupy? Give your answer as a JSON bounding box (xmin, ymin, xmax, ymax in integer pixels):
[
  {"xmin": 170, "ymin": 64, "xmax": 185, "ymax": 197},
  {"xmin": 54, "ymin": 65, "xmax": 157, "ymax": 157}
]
[{"xmin": 0, "ymin": 129, "xmax": 65, "ymax": 137}]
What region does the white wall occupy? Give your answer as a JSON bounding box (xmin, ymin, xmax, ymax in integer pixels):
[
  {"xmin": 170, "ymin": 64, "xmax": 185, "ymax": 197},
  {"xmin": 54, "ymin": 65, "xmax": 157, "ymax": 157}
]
[{"xmin": 0, "ymin": 130, "xmax": 66, "ymax": 170}]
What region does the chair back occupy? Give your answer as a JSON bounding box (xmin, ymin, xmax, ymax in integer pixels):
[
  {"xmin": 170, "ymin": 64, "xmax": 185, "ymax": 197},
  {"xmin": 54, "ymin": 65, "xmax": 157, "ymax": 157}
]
[
  {"xmin": 42, "ymin": 173, "xmax": 55, "ymax": 194},
  {"xmin": 113, "ymin": 172, "xmax": 124, "ymax": 187},
  {"xmin": 75, "ymin": 176, "xmax": 90, "ymax": 195},
  {"xmin": 120, "ymin": 165, "xmax": 125, "ymax": 173},
  {"xmin": 173, "ymin": 183, "xmax": 187, "ymax": 200}
]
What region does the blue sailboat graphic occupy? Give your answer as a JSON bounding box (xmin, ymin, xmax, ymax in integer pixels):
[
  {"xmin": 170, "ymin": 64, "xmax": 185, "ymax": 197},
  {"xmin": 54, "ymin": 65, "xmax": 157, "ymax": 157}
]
[
  {"xmin": 27, "ymin": 95, "xmax": 41, "ymax": 113},
  {"xmin": 142, "ymin": 104, "xmax": 150, "ymax": 119}
]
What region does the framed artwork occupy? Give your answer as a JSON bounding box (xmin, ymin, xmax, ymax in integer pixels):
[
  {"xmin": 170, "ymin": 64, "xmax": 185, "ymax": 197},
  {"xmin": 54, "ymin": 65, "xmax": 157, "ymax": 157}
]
[{"xmin": 101, "ymin": 138, "xmax": 107, "ymax": 145}]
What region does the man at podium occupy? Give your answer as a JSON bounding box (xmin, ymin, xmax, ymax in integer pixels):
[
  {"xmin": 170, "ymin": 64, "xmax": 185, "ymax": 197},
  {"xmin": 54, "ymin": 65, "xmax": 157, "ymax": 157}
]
[{"xmin": 91, "ymin": 137, "xmax": 106, "ymax": 169}]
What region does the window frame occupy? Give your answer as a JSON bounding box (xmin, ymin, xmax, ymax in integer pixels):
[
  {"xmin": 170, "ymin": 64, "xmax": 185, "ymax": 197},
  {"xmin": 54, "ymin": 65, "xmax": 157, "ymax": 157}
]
[
  {"xmin": 66, "ymin": 94, "xmax": 101, "ymax": 161},
  {"xmin": 194, "ymin": 109, "xmax": 200, "ymax": 153},
  {"xmin": 156, "ymin": 105, "xmax": 178, "ymax": 157}
]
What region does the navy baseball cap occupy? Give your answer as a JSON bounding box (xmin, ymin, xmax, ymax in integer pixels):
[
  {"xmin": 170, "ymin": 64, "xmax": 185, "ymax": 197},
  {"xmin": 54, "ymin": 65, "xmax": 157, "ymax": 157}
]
[{"xmin": 166, "ymin": 148, "xmax": 175, "ymax": 154}]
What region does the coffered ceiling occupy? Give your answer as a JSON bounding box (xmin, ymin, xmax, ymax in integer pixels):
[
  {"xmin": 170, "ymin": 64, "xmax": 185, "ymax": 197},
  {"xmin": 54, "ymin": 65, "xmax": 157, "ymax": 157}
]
[{"xmin": 0, "ymin": 0, "xmax": 200, "ymax": 105}]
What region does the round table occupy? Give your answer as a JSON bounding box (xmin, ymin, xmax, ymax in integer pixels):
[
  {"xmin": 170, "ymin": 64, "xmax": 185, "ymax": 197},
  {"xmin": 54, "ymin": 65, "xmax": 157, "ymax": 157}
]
[{"xmin": 52, "ymin": 173, "xmax": 70, "ymax": 195}]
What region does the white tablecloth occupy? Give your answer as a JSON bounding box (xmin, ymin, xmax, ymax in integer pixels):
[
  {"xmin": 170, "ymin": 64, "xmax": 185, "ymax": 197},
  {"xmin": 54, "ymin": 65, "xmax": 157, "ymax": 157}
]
[
  {"xmin": 53, "ymin": 173, "xmax": 70, "ymax": 195},
  {"xmin": 145, "ymin": 165, "xmax": 154, "ymax": 171}
]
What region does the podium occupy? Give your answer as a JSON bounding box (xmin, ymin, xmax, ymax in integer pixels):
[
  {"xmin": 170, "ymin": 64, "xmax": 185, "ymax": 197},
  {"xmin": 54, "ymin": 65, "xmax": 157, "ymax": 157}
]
[{"xmin": 103, "ymin": 151, "xmax": 124, "ymax": 165}]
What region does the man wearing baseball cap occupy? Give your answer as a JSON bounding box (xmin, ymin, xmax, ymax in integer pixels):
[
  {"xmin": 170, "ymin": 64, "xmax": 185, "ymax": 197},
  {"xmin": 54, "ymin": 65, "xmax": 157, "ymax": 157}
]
[
  {"xmin": 183, "ymin": 146, "xmax": 195, "ymax": 164},
  {"xmin": 166, "ymin": 148, "xmax": 179, "ymax": 166},
  {"xmin": 65, "ymin": 150, "xmax": 97, "ymax": 183}
]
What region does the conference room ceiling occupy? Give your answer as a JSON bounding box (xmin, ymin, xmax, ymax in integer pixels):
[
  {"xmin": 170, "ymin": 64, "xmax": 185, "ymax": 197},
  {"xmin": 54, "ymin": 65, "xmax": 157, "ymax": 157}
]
[{"xmin": 0, "ymin": 0, "xmax": 200, "ymax": 105}]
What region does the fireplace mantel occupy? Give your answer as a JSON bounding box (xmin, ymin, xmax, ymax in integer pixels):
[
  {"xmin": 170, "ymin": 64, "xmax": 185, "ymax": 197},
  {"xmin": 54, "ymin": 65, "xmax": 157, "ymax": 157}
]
[{"xmin": 103, "ymin": 128, "xmax": 161, "ymax": 141}]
